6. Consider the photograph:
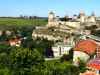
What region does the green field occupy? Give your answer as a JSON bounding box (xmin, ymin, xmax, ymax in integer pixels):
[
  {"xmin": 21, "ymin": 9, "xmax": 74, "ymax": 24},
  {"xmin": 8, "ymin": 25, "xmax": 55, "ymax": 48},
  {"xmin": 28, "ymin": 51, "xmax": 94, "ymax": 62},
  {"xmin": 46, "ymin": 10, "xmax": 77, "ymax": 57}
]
[{"xmin": 0, "ymin": 18, "xmax": 48, "ymax": 26}]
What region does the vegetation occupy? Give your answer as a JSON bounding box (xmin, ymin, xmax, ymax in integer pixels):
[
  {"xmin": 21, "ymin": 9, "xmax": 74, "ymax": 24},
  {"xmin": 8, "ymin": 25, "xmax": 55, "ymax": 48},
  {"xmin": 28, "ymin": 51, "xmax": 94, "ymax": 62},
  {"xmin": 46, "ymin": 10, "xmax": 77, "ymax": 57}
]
[
  {"xmin": 0, "ymin": 17, "xmax": 89, "ymax": 75},
  {"xmin": 44, "ymin": 61, "xmax": 80, "ymax": 75},
  {"xmin": 0, "ymin": 42, "xmax": 85, "ymax": 75},
  {"xmin": 0, "ymin": 45, "xmax": 82, "ymax": 75},
  {"xmin": 0, "ymin": 18, "xmax": 47, "ymax": 27}
]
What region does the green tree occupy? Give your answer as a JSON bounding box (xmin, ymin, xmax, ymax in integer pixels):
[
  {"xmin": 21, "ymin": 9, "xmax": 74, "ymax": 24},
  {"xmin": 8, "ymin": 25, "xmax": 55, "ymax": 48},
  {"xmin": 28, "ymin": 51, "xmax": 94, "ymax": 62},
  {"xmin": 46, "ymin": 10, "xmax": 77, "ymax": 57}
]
[
  {"xmin": 43, "ymin": 61, "xmax": 80, "ymax": 75},
  {"xmin": 0, "ymin": 67, "xmax": 11, "ymax": 75},
  {"xmin": 9, "ymin": 47, "xmax": 44, "ymax": 75}
]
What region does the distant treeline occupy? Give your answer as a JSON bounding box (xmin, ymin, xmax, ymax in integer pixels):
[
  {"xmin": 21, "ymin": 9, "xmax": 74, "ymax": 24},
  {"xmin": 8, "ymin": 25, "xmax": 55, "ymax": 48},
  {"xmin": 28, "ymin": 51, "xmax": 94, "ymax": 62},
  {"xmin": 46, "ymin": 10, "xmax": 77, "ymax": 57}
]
[{"xmin": 0, "ymin": 16, "xmax": 48, "ymax": 19}]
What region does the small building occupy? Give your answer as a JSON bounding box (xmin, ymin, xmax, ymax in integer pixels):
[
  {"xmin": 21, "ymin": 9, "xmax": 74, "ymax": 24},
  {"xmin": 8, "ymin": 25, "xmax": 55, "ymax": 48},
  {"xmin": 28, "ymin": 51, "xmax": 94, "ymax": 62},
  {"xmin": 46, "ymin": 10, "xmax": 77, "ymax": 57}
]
[
  {"xmin": 73, "ymin": 39, "xmax": 98, "ymax": 66},
  {"xmin": 52, "ymin": 42, "xmax": 72, "ymax": 57},
  {"xmin": 8, "ymin": 38, "xmax": 22, "ymax": 47}
]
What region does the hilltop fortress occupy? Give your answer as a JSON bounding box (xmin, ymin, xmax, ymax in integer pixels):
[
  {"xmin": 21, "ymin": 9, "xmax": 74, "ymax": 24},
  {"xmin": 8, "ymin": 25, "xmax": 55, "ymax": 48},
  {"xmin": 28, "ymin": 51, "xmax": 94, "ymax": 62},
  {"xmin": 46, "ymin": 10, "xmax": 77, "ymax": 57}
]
[
  {"xmin": 32, "ymin": 11, "xmax": 98, "ymax": 41},
  {"xmin": 47, "ymin": 11, "xmax": 96, "ymax": 28}
]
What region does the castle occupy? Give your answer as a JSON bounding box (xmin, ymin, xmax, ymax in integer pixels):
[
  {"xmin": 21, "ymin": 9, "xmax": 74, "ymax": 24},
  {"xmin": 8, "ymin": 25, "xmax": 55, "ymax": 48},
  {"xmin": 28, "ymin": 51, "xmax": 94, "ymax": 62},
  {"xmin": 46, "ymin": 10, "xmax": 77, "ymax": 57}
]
[
  {"xmin": 32, "ymin": 11, "xmax": 97, "ymax": 42},
  {"xmin": 47, "ymin": 11, "xmax": 96, "ymax": 29}
]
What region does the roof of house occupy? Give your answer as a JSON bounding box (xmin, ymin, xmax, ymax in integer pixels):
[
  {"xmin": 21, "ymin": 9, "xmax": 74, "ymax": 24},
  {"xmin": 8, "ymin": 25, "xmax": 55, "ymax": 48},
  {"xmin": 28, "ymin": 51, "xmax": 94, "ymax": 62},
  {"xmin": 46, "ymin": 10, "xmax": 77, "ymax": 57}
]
[{"xmin": 74, "ymin": 39, "xmax": 97, "ymax": 55}]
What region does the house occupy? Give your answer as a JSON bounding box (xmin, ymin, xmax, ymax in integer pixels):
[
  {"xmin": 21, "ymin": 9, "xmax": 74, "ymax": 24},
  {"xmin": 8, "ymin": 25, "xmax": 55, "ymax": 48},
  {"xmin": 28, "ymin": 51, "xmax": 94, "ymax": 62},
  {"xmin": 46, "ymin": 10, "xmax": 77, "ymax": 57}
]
[
  {"xmin": 73, "ymin": 39, "xmax": 98, "ymax": 66},
  {"xmin": 52, "ymin": 42, "xmax": 72, "ymax": 58},
  {"xmin": 74, "ymin": 38, "xmax": 100, "ymax": 75},
  {"xmin": 8, "ymin": 38, "xmax": 22, "ymax": 47},
  {"xmin": 73, "ymin": 51, "xmax": 90, "ymax": 66}
]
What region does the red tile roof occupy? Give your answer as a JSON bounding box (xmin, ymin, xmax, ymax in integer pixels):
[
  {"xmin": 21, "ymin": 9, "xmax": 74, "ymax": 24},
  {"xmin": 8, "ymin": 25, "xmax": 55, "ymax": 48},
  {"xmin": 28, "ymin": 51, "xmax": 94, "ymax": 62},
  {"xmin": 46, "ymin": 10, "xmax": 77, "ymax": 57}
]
[{"xmin": 74, "ymin": 39, "xmax": 97, "ymax": 55}]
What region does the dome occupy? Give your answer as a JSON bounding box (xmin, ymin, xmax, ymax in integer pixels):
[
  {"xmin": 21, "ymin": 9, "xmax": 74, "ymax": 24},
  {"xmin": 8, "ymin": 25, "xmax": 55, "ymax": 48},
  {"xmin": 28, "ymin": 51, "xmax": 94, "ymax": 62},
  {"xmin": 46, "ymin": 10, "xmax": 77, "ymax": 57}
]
[
  {"xmin": 74, "ymin": 39, "xmax": 97, "ymax": 55},
  {"xmin": 79, "ymin": 10, "xmax": 85, "ymax": 16},
  {"xmin": 49, "ymin": 11, "xmax": 54, "ymax": 14}
]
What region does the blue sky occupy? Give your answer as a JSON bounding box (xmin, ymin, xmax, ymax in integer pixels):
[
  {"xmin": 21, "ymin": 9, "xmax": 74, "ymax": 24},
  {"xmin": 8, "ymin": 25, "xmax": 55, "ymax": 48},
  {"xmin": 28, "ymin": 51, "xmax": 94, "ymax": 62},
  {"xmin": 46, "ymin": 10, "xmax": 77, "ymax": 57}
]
[{"xmin": 0, "ymin": 0, "xmax": 100, "ymax": 17}]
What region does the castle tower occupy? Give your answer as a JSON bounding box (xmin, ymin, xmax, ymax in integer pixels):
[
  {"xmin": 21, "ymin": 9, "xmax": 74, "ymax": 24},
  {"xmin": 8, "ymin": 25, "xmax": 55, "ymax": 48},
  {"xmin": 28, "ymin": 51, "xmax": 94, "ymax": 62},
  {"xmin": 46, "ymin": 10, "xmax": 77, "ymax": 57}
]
[
  {"xmin": 73, "ymin": 14, "xmax": 77, "ymax": 21},
  {"xmin": 79, "ymin": 11, "xmax": 86, "ymax": 23},
  {"xmin": 55, "ymin": 16, "xmax": 60, "ymax": 21},
  {"xmin": 89, "ymin": 12, "xmax": 96, "ymax": 23},
  {"xmin": 48, "ymin": 11, "xmax": 55, "ymax": 27}
]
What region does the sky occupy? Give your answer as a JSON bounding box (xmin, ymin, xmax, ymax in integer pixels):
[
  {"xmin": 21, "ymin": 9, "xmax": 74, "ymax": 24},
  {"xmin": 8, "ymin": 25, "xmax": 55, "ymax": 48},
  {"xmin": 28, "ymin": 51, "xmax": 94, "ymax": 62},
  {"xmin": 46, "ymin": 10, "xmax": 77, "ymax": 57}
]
[{"xmin": 0, "ymin": 0, "xmax": 100, "ymax": 17}]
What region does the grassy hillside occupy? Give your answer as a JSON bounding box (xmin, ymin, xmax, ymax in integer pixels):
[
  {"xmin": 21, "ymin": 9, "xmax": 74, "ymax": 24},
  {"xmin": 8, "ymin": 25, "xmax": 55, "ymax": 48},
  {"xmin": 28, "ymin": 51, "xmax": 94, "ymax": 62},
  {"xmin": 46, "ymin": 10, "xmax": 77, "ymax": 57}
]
[{"xmin": 0, "ymin": 18, "xmax": 48, "ymax": 26}]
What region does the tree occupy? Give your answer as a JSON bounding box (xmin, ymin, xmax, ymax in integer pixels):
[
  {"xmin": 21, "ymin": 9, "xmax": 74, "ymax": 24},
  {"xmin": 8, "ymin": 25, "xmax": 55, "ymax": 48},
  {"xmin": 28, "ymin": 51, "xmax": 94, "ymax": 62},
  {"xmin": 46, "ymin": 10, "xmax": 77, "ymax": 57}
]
[
  {"xmin": 22, "ymin": 37, "xmax": 34, "ymax": 49},
  {"xmin": 9, "ymin": 47, "xmax": 44, "ymax": 75},
  {"xmin": 0, "ymin": 67, "xmax": 11, "ymax": 75},
  {"xmin": 43, "ymin": 61, "xmax": 80, "ymax": 75}
]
